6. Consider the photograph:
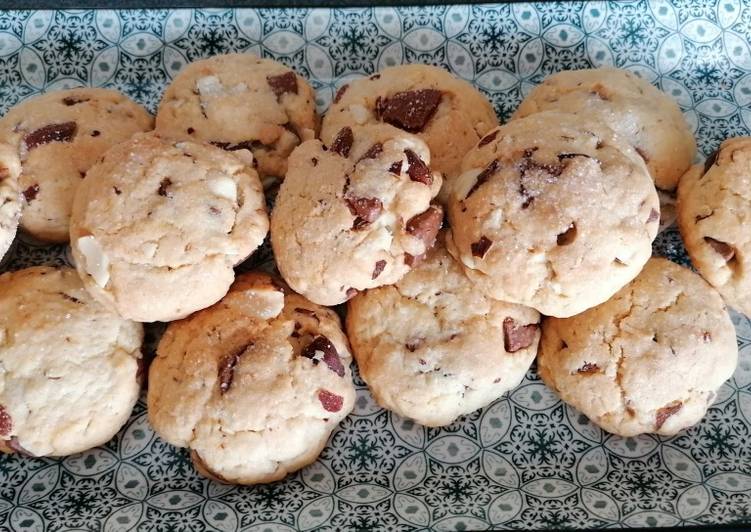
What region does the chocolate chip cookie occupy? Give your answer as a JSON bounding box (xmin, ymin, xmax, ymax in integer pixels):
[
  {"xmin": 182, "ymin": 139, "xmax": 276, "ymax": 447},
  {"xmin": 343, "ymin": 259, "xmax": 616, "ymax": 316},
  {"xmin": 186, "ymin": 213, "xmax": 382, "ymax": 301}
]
[
  {"xmin": 321, "ymin": 64, "xmax": 499, "ymax": 202},
  {"xmin": 148, "ymin": 272, "xmax": 355, "ymax": 484},
  {"xmin": 0, "ymin": 144, "xmax": 21, "ymax": 259},
  {"xmin": 69, "ymin": 132, "xmax": 269, "ymax": 322},
  {"xmin": 156, "ymin": 53, "xmax": 318, "ymax": 185},
  {"xmin": 0, "ymin": 88, "xmax": 153, "ymax": 242},
  {"xmin": 538, "ymin": 258, "xmax": 737, "ymax": 437},
  {"xmin": 271, "ymin": 124, "xmax": 443, "ymax": 306},
  {"xmin": 677, "ymin": 138, "xmax": 751, "ymax": 317},
  {"xmin": 446, "ymin": 111, "xmax": 659, "ymax": 318},
  {"xmin": 0, "ymin": 266, "xmax": 143, "ymax": 456},
  {"xmin": 513, "ymin": 68, "xmax": 695, "ymax": 193},
  {"xmin": 347, "ymin": 233, "xmax": 540, "ymax": 427}
]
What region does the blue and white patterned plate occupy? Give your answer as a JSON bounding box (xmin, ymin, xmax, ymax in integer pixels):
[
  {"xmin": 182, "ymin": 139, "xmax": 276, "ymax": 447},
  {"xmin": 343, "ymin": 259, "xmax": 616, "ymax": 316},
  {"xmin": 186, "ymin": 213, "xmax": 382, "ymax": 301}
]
[{"xmin": 1, "ymin": 3, "xmax": 751, "ymax": 530}]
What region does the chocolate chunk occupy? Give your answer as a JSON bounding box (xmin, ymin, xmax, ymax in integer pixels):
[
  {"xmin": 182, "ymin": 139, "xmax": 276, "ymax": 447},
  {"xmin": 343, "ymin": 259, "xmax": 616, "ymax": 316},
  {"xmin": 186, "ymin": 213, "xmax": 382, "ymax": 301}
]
[
  {"xmin": 478, "ymin": 130, "xmax": 499, "ymax": 147},
  {"xmin": 346, "ymin": 287, "xmax": 358, "ymax": 299},
  {"xmin": 372, "ymin": 260, "xmax": 387, "ymax": 279},
  {"xmin": 704, "ymin": 237, "xmax": 735, "ymax": 262},
  {"xmin": 158, "ymin": 177, "xmax": 173, "ymax": 197},
  {"xmin": 471, "ymin": 236, "xmax": 492, "ymax": 258},
  {"xmin": 211, "ymin": 140, "xmax": 260, "ymax": 152},
  {"xmin": 346, "ymin": 197, "xmax": 382, "ymax": 229},
  {"xmin": 388, "ymin": 161, "xmax": 403, "ymax": 175},
  {"xmin": 318, "ymin": 389, "xmax": 344, "ymax": 412},
  {"xmin": 60, "ymin": 292, "xmax": 83, "ymax": 304},
  {"xmin": 503, "ymin": 318, "xmax": 538, "ymax": 353},
  {"xmin": 359, "ymin": 143, "xmax": 383, "ymax": 162},
  {"xmin": 703, "ymin": 148, "xmax": 720, "ymax": 174},
  {"xmin": 406, "ymin": 205, "xmax": 443, "ymax": 250},
  {"xmin": 331, "ymin": 127, "xmax": 354, "ymax": 157},
  {"xmin": 577, "ymin": 362, "xmax": 599, "ymax": 374},
  {"xmin": 370, "ymin": 74, "xmax": 381, "ymax": 80},
  {"xmin": 91, "ymin": 130, "xmax": 101, "ymax": 137},
  {"xmin": 556, "ymin": 223, "xmax": 577, "ymax": 246},
  {"xmin": 518, "ymin": 149, "xmax": 565, "ymax": 178},
  {"xmin": 24, "ymin": 122, "xmax": 77, "ymax": 150},
  {"xmin": 557, "ymin": 153, "xmax": 592, "ymax": 161},
  {"xmin": 187, "ymin": 127, "xmax": 195, "ymax": 135},
  {"xmin": 404, "ymin": 149, "xmax": 432, "ymax": 185},
  {"xmin": 302, "ymin": 335, "xmax": 345, "ymax": 377},
  {"xmin": 23, "ymin": 184, "xmax": 39, "ymax": 202},
  {"xmin": 406, "ymin": 338, "xmax": 423, "ymax": 352},
  {"xmin": 266, "ymin": 71, "xmax": 298, "ymax": 98},
  {"xmin": 375, "ymin": 89, "xmax": 442, "ymax": 133},
  {"xmin": 311, "ymin": 157, "xmax": 318, "ymax": 167},
  {"xmin": 702, "ymin": 331, "xmax": 712, "ymax": 343},
  {"xmin": 647, "ymin": 208, "xmax": 659, "ymax": 223},
  {"xmin": 465, "ymin": 159, "xmax": 500, "ymax": 199},
  {"xmin": 0, "ymin": 405, "xmax": 11, "ymax": 437},
  {"xmin": 334, "ymin": 84, "xmax": 349, "ymax": 103},
  {"xmin": 635, "ymin": 146, "xmax": 650, "ymax": 163},
  {"xmin": 62, "ymin": 96, "xmax": 89, "ymax": 106},
  {"xmin": 520, "ymin": 183, "xmax": 534, "ymax": 209},
  {"xmin": 517, "ymin": 149, "xmax": 568, "ymax": 209},
  {"xmin": 218, "ymin": 344, "xmax": 251, "ymax": 394},
  {"xmin": 655, "ymin": 401, "xmax": 682, "ymax": 430},
  {"xmin": 113, "ymin": 186, "xmax": 122, "ymax": 195}
]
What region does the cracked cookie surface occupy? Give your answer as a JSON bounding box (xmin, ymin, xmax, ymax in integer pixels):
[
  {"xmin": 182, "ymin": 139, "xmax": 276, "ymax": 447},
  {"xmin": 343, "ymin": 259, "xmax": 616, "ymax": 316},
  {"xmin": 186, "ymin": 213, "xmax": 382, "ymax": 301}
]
[
  {"xmin": 513, "ymin": 67, "xmax": 695, "ymax": 192},
  {"xmin": 538, "ymin": 257, "xmax": 737, "ymax": 437},
  {"xmin": 148, "ymin": 272, "xmax": 355, "ymax": 485},
  {"xmin": 677, "ymin": 137, "xmax": 751, "ymax": 318},
  {"xmin": 0, "ymin": 88, "xmax": 153, "ymax": 242},
  {"xmin": 0, "ymin": 145, "xmax": 21, "ymax": 260},
  {"xmin": 271, "ymin": 124, "xmax": 443, "ymax": 306},
  {"xmin": 346, "ymin": 233, "xmax": 540, "ymax": 427},
  {"xmin": 446, "ymin": 111, "xmax": 659, "ymax": 318},
  {"xmin": 320, "ymin": 64, "xmax": 498, "ymax": 202},
  {"xmin": 0, "ymin": 266, "xmax": 143, "ymax": 456},
  {"xmin": 69, "ymin": 132, "xmax": 269, "ymax": 322},
  {"xmin": 156, "ymin": 53, "xmax": 317, "ymax": 184}
]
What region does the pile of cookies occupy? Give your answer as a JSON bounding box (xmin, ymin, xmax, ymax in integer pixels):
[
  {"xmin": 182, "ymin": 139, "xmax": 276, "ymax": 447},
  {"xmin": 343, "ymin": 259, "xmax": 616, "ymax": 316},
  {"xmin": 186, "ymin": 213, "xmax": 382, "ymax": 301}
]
[{"xmin": 0, "ymin": 53, "xmax": 746, "ymax": 485}]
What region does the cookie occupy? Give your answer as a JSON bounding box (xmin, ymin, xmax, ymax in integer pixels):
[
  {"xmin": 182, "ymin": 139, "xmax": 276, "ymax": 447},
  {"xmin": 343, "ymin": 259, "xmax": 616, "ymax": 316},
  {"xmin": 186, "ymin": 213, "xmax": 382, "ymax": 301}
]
[
  {"xmin": 0, "ymin": 144, "xmax": 22, "ymax": 259},
  {"xmin": 677, "ymin": 138, "xmax": 751, "ymax": 317},
  {"xmin": 0, "ymin": 88, "xmax": 153, "ymax": 242},
  {"xmin": 538, "ymin": 258, "xmax": 737, "ymax": 437},
  {"xmin": 156, "ymin": 53, "xmax": 318, "ymax": 185},
  {"xmin": 0, "ymin": 266, "xmax": 143, "ymax": 456},
  {"xmin": 69, "ymin": 132, "xmax": 269, "ymax": 322},
  {"xmin": 148, "ymin": 272, "xmax": 355, "ymax": 484},
  {"xmin": 513, "ymin": 67, "xmax": 695, "ymax": 192},
  {"xmin": 446, "ymin": 111, "xmax": 659, "ymax": 318},
  {"xmin": 320, "ymin": 64, "xmax": 499, "ymax": 202},
  {"xmin": 271, "ymin": 124, "xmax": 443, "ymax": 306},
  {"xmin": 347, "ymin": 233, "xmax": 540, "ymax": 427}
]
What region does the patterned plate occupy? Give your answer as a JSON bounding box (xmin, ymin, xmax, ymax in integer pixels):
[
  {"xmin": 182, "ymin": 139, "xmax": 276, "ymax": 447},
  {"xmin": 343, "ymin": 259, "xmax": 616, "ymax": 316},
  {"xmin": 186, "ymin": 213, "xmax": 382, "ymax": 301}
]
[{"xmin": 1, "ymin": 3, "xmax": 751, "ymax": 530}]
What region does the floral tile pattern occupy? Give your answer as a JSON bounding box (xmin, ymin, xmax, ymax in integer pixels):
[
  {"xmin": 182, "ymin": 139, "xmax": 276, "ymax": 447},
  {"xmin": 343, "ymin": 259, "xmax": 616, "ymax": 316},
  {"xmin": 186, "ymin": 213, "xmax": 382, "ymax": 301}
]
[{"xmin": 1, "ymin": 2, "xmax": 751, "ymax": 529}]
